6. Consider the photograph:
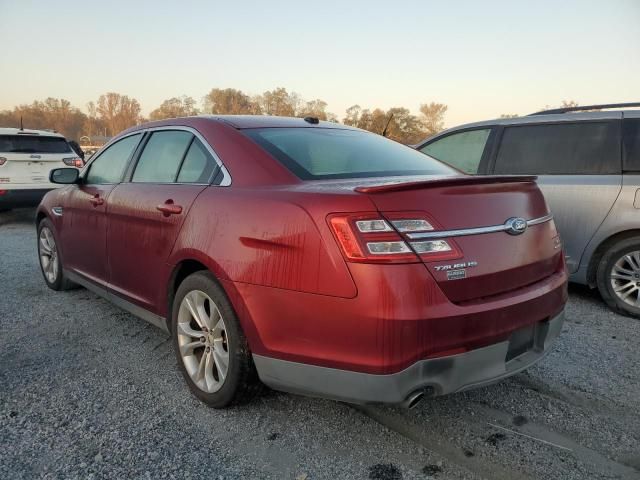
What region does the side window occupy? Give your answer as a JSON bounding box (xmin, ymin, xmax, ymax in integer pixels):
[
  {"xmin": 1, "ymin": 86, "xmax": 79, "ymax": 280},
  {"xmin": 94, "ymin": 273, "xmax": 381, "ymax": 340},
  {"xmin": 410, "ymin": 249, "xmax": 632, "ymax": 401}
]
[
  {"xmin": 85, "ymin": 134, "xmax": 142, "ymax": 184},
  {"xmin": 420, "ymin": 129, "xmax": 491, "ymax": 174},
  {"xmin": 177, "ymin": 138, "xmax": 219, "ymax": 183},
  {"xmin": 623, "ymin": 119, "xmax": 640, "ymax": 171},
  {"xmin": 132, "ymin": 130, "xmax": 193, "ymax": 183},
  {"xmin": 494, "ymin": 122, "xmax": 620, "ymax": 175}
]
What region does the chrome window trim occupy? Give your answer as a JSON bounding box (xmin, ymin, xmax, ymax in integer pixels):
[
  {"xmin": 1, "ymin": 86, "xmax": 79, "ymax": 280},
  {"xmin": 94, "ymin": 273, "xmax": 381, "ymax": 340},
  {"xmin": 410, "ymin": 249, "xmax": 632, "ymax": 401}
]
[
  {"xmin": 81, "ymin": 130, "xmax": 144, "ymax": 185},
  {"xmin": 135, "ymin": 125, "xmax": 231, "ymax": 187},
  {"xmin": 406, "ymin": 214, "xmax": 554, "ymax": 240}
]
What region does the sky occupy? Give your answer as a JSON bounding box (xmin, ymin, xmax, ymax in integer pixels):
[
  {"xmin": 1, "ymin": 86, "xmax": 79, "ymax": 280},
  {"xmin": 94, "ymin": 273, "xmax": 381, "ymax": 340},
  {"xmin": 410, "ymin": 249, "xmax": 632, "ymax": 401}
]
[{"xmin": 0, "ymin": 0, "xmax": 639, "ymax": 127}]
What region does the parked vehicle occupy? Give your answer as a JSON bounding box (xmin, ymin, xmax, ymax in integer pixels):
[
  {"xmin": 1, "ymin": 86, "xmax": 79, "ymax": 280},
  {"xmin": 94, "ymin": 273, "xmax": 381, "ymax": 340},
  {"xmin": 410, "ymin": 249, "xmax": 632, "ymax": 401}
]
[
  {"xmin": 36, "ymin": 116, "xmax": 567, "ymax": 408},
  {"xmin": 417, "ymin": 103, "xmax": 640, "ymax": 318},
  {"xmin": 0, "ymin": 128, "xmax": 84, "ymax": 211}
]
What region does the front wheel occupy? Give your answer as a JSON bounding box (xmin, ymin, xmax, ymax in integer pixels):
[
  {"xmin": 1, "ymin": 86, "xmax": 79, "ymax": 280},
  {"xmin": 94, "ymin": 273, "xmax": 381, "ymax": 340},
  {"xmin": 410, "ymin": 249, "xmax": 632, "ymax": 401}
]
[
  {"xmin": 171, "ymin": 271, "xmax": 262, "ymax": 407},
  {"xmin": 596, "ymin": 237, "xmax": 640, "ymax": 318}
]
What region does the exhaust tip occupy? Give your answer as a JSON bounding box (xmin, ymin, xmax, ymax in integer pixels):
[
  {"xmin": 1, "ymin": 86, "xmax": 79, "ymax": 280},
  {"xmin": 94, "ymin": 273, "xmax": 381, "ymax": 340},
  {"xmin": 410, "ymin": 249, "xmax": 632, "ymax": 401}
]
[{"xmin": 402, "ymin": 391, "xmax": 425, "ymax": 409}]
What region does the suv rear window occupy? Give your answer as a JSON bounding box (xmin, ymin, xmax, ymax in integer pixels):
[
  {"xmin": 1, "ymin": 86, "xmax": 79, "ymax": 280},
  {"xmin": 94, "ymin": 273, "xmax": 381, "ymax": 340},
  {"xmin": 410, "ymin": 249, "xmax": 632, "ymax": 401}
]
[
  {"xmin": 244, "ymin": 128, "xmax": 456, "ymax": 180},
  {"xmin": 0, "ymin": 135, "xmax": 72, "ymax": 154},
  {"xmin": 494, "ymin": 122, "xmax": 620, "ymax": 175}
]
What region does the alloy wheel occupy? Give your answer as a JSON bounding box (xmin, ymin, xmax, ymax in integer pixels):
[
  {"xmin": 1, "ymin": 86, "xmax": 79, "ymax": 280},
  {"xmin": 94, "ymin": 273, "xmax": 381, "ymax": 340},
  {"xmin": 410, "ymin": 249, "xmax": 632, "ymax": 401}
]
[
  {"xmin": 39, "ymin": 227, "xmax": 59, "ymax": 284},
  {"xmin": 609, "ymin": 251, "xmax": 640, "ymax": 307},
  {"xmin": 176, "ymin": 290, "xmax": 229, "ymax": 393}
]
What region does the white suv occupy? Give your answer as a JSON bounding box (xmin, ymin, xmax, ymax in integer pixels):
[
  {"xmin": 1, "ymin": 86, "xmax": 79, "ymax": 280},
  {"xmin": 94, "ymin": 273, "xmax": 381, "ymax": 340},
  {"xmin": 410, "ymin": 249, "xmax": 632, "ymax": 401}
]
[{"xmin": 0, "ymin": 128, "xmax": 83, "ymax": 211}]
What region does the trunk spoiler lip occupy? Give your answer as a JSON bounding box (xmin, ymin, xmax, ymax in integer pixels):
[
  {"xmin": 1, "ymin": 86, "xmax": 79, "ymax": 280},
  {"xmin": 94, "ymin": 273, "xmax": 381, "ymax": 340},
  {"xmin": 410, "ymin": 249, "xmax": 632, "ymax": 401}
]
[{"xmin": 354, "ymin": 175, "xmax": 538, "ymax": 194}]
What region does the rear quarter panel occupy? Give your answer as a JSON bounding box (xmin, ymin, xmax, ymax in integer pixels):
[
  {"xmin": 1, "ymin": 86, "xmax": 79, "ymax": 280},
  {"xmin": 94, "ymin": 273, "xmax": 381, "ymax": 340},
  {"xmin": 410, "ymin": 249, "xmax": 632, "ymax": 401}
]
[{"xmin": 168, "ymin": 186, "xmax": 369, "ymax": 299}]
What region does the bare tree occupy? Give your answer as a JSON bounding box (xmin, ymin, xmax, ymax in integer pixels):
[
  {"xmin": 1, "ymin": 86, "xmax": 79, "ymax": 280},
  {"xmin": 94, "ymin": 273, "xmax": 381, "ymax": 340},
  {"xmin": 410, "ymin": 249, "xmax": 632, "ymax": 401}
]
[
  {"xmin": 150, "ymin": 96, "xmax": 199, "ymax": 120},
  {"xmin": 96, "ymin": 92, "xmax": 142, "ymax": 136},
  {"xmin": 297, "ymin": 99, "xmax": 334, "ymax": 120},
  {"xmin": 257, "ymin": 88, "xmax": 298, "ymax": 116},
  {"xmin": 0, "ymin": 98, "xmax": 87, "ymax": 140},
  {"xmin": 203, "ymin": 88, "xmax": 259, "ymax": 115},
  {"xmin": 419, "ymin": 102, "xmax": 448, "ymax": 136},
  {"xmin": 343, "ymin": 105, "xmax": 363, "ymax": 126}
]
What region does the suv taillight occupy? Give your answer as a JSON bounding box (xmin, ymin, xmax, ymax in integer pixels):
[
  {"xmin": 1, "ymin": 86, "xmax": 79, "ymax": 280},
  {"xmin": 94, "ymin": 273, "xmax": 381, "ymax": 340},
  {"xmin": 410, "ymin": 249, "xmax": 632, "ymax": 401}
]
[
  {"xmin": 62, "ymin": 157, "xmax": 84, "ymax": 168},
  {"xmin": 0, "ymin": 157, "xmax": 6, "ymax": 166},
  {"xmin": 328, "ymin": 212, "xmax": 462, "ymax": 264}
]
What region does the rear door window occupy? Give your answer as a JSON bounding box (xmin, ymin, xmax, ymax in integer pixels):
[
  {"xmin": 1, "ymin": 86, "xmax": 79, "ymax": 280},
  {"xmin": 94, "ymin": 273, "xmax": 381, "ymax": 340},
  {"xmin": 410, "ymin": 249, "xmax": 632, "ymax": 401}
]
[
  {"xmin": 623, "ymin": 118, "xmax": 640, "ymax": 172},
  {"xmin": 0, "ymin": 135, "xmax": 72, "ymax": 154},
  {"xmin": 85, "ymin": 134, "xmax": 142, "ymax": 184},
  {"xmin": 176, "ymin": 138, "xmax": 219, "ymax": 183},
  {"xmin": 494, "ymin": 122, "xmax": 620, "ymax": 175},
  {"xmin": 132, "ymin": 130, "xmax": 193, "ymax": 183},
  {"xmin": 419, "ymin": 128, "xmax": 491, "ymax": 174}
]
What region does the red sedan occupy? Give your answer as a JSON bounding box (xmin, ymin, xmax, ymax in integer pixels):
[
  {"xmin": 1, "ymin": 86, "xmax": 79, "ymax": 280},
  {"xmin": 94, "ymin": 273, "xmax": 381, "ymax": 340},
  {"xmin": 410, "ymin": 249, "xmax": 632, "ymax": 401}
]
[{"xmin": 36, "ymin": 116, "xmax": 567, "ymax": 408}]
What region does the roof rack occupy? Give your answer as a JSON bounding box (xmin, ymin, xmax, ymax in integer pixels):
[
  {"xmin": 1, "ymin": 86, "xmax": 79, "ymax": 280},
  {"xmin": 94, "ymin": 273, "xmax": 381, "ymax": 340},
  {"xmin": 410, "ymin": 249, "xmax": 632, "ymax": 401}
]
[{"xmin": 528, "ymin": 102, "xmax": 640, "ymax": 116}]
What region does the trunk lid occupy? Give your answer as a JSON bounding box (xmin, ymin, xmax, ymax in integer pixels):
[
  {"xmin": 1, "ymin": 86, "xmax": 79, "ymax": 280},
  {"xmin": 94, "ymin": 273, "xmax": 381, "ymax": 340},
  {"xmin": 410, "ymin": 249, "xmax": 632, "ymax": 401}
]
[{"xmin": 360, "ymin": 175, "xmax": 563, "ymax": 303}]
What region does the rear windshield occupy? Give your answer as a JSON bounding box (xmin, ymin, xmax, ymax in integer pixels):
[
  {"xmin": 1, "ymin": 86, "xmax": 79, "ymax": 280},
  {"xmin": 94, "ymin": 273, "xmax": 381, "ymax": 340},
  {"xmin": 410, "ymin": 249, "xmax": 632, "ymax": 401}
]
[
  {"xmin": 244, "ymin": 127, "xmax": 456, "ymax": 180},
  {"xmin": 0, "ymin": 135, "xmax": 72, "ymax": 154}
]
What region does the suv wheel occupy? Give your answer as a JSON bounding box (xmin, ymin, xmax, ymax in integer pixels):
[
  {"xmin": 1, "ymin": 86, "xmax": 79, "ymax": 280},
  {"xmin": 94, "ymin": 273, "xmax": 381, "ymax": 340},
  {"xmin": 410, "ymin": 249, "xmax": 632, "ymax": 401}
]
[
  {"xmin": 37, "ymin": 218, "xmax": 75, "ymax": 291},
  {"xmin": 171, "ymin": 271, "xmax": 262, "ymax": 407},
  {"xmin": 597, "ymin": 237, "xmax": 640, "ymax": 318}
]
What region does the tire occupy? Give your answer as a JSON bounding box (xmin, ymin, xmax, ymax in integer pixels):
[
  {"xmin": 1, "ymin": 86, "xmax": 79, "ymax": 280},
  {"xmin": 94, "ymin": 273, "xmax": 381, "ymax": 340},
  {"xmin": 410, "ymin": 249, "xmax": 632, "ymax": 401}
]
[
  {"xmin": 171, "ymin": 271, "xmax": 262, "ymax": 407},
  {"xmin": 37, "ymin": 218, "xmax": 76, "ymax": 291},
  {"xmin": 596, "ymin": 236, "xmax": 640, "ymax": 318}
]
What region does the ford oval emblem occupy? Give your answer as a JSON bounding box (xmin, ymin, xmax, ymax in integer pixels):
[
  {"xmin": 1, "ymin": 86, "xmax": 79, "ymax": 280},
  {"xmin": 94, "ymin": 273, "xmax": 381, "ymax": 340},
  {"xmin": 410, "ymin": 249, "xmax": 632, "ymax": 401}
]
[{"xmin": 505, "ymin": 217, "xmax": 528, "ymax": 235}]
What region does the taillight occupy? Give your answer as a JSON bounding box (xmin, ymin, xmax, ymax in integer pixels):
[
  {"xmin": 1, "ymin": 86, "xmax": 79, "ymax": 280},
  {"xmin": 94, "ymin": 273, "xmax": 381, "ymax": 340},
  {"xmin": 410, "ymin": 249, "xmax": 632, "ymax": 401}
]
[
  {"xmin": 328, "ymin": 213, "xmax": 418, "ymax": 263},
  {"xmin": 328, "ymin": 212, "xmax": 463, "ymax": 264},
  {"xmin": 0, "ymin": 157, "xmax": 7, "ymax": 166},
  {"xmin": 62, "ymin": 157, "xmax": 84, "ymax": 168},
  {"xmin": 382, "ymin": 211, "xmax": 463, "ymax": 262}
]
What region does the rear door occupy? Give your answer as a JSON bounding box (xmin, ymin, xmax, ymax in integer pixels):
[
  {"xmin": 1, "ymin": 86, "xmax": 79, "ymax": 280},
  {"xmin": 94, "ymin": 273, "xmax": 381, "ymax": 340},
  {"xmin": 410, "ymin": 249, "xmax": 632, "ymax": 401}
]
[
  {"xmin": 490, "ymin": 119, "xmax": 622, "ymax": 273},
  {"xmin": 418, "ymin": 127, "xmax": 495, "ymax": 174},
  {"xmin": 62, "ymin": 133, "xmax": 143, "ymax": 284},
  {"xmin": 0, "ymin": 134, "xmax": 76, "ymax": 187},
  {"xmin": 106, "ymin": 128, "xmax": 221, "ymax": 313}
]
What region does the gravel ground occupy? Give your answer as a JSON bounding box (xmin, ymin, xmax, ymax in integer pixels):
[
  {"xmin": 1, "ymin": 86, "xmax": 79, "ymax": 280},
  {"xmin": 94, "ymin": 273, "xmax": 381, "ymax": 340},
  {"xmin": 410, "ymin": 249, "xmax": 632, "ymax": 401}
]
[{"xmin": 1, "ymin": 208, "xmax": 639, "ymax": 480}]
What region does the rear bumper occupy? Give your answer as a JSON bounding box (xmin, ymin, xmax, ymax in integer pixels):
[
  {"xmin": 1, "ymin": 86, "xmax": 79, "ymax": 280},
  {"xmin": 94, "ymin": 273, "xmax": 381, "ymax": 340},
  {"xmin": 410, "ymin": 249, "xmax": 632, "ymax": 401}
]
[
  {"xmin": 253, "ymin": 310, "xmax": 564, "ymax": 405},
  {"xmin": 0, "ymin": 188, "xmax": 53, "ymax": 208}
]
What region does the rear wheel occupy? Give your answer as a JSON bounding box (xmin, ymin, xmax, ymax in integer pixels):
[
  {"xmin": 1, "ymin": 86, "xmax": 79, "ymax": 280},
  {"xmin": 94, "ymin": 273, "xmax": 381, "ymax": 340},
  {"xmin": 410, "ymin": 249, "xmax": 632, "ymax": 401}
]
[
  {"xmin": 596, "ymin": 237, "xmax": 640, "ymax": 318},
  {"xmin": 171, "ymin": 271, "xmax": 262, "ymax": 407},
  {"xmin": 37, "ymin": 218, "xmax": 75, "ymax": 291}
]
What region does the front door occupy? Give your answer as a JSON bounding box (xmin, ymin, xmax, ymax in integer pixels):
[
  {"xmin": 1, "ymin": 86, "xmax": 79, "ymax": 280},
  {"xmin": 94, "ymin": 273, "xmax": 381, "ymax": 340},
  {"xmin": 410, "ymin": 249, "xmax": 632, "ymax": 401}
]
[
  {"xmin": 62, "ymin": 133, "xmax": 143, "ymax": 284},
  {"xmin": 106, "ymin": 130, "xmax": 219, "ymax": 313},
  {"xmin": 491, "ymin": 120, "xmax": 622, "ymax": 273}
]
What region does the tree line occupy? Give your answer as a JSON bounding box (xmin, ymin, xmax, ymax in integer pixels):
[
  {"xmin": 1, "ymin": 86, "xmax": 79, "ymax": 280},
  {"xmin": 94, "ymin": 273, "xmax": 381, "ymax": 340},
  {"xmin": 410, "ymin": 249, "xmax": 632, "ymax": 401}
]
[{"xmin": 0, "ymin": 88, "xmax": 448, "ymax": 145}]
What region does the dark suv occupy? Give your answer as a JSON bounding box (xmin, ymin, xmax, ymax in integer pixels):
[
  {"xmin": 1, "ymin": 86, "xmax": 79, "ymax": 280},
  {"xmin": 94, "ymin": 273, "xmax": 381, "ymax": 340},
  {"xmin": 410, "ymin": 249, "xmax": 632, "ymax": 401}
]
[{"xmin": 416, "ymin": 103, "xmax": 640, "ymax": 317}]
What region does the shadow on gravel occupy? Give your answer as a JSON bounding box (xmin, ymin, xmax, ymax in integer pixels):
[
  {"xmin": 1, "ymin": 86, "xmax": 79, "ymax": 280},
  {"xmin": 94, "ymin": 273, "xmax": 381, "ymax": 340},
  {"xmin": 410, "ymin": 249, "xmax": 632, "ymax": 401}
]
[
  {"xmin": 0, "ymin": 208, "xmax": 36, "ymax": 228},
  {"xmin": 567, "ymin": 282, "xmax": 602, "ymax": 301}
]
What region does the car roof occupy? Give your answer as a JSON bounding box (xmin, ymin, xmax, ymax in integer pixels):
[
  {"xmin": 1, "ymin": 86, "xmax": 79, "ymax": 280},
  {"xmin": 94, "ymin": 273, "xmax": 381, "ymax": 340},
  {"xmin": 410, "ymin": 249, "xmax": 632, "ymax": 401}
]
[
  {"xmin": 200, "ymin": 115, "xmax": 357, "ymax": 130},
  {"xmin": 0, "ymin": 127, "xmax": 66, "ymax": 138}
]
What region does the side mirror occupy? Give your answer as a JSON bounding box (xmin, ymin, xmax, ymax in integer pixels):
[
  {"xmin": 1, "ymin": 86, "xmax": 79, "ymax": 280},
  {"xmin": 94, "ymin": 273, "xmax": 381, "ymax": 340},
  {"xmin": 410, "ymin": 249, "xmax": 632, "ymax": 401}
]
[{"xmin": 50, "ymin": 168, "xmax": 80, "ymax": 184}]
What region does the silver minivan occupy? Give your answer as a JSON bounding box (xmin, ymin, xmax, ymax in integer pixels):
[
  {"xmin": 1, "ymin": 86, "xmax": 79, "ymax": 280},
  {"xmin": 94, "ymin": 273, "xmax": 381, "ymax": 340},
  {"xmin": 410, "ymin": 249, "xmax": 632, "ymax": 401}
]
[{"xmin": 416, "ymin": 103, "xmax": 640, "ymax": 317}]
